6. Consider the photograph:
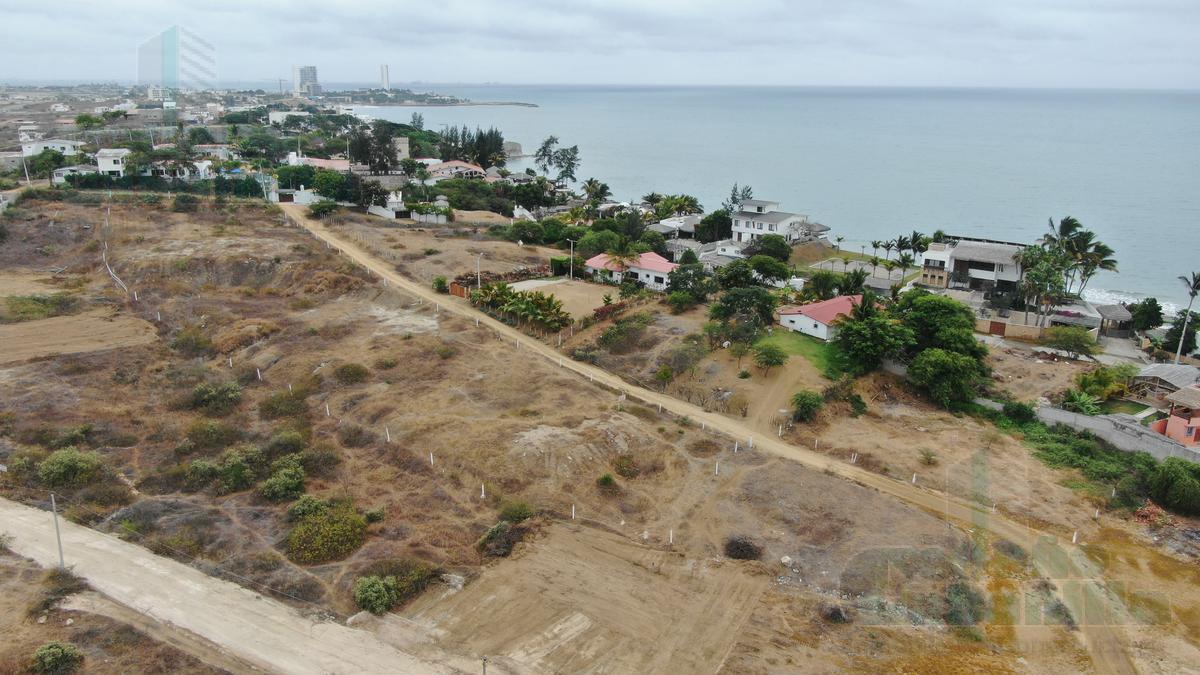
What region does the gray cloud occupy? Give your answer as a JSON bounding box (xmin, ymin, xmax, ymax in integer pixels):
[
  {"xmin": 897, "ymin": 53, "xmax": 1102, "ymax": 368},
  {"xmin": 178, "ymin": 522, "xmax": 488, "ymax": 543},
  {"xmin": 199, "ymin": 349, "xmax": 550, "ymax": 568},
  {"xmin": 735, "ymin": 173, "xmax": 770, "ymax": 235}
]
[{"xmin": 0, "ymin": 0, "xmax": 1196, "ymax": 87}]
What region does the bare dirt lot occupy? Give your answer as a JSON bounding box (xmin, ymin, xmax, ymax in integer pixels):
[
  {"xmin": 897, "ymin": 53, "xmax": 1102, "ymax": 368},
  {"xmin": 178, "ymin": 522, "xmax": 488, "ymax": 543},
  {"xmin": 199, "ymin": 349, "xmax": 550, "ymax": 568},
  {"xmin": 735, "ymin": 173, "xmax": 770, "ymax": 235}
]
[
  {"xmin": 0, "ymin": 310, "xmax": 158, "ymax": 364},
  {"xmin": 509, "ymin": 278, "xmax": 612, "ymax": 319}
]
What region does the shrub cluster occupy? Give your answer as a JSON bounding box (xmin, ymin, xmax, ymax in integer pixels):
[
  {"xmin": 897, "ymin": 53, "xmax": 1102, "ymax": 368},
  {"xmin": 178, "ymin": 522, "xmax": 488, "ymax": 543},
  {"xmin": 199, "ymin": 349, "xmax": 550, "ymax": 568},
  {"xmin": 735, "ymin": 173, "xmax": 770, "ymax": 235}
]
[
  {"xmin": 353, "ymin": 559, "xmax": 436, "ymax": 614},
  {"xmin": 333, "ymin": 363, "xmax": 370, "ymax": 385},
  {"xmin": 30, "ymin": 641, "xmax": 83, "ymax": 674},
  {"xmin": 189, "ymin": 381, "xmax": 243, "ymax": 416},
  {"xmin": 260, "ymin": 455, "xmax": 307, "ymax": 501},
  {"xmin": 37, "ymin": 447, "xmax": 105, "ymax": 487},
  {"xmin": 287, "ymin": 502, "xmax": 367, "ymax": 564}
]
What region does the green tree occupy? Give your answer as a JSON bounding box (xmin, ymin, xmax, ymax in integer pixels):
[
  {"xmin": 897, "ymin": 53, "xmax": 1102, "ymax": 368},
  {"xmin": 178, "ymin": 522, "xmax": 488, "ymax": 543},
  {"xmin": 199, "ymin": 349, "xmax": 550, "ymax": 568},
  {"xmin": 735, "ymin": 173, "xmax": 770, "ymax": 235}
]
[
  {"xmin": 730, "ymin": 341, "xmax": 751, "ymax": 367},
  {"xmin": 276, "ymin": 164, "xmax": 316, "ymax": 189},
  {"xmin": 897, "ymin": 294, "xmax": 986, "ymax": 360},
  {"xmin": 1129, "ymin": 298, "xmax": 1164, "ymax": 331},
  {"xmin": 308, "ymin": 200, "xmax": 338, "ymax": 218},
  {"xmin": 695, "ymin": 210, "xmax": 732, "ymax": 243},
  {"xmin": 746, "ymin": 234, "xmax": 791, "ymax": 262},
  {"xmin": 655, "ymin": 364, "xmax": 674, "ymax": 389},
  {"xmin": 581, "ymin": 177, "xmax": 611, "ymax": 203},
  {"xmin": 27, "ymin": 149, "xmax": 67, "ymax": 178},
  {"xmin": 1042, "ymin": 326, "xmax": 1099, "ymax": 359},
  {"xmin": 835, "ymin": 313, "xmax": 914, "ymax": 374},
  {"xmin": 38, "ymin": 448, "xmax": 104, "ymax": 487},
  {"xmin": 710, "ymin": 287, "xmax": 778, "ymax": 327},
  {"xmin": 639, "ymin": 230, "xmax": 668, "ymax": 256},
  {"xmin": 74, "ymin": 113, "xmax": 105, "ymax": 129},
  {"xmin": 678, "ymin": 248, "xmax": 699, "ymax": 264},
  {"xmin": 721, "ymin": 183, "xmax": 754, "ymax": 211},
  {"xmin": 1149, "ymin": 458, "xmax": 1200, "ymax": 516},
  {"xmin": 753, "ymin": 343, "xmax": 789, "ymax": 375},
  {"xmin": 1173, "ymin": 272, "xmax": 1200, "ymax": 363},
  {"xmin": 791, "ymin": 390, "xmax": 824, "ymax": 422},
  {"xmin": 715, "ymin": 259, "xmax": 758, "ymax": 290},
  {"xmin": 577, "ymin": 229, "xmax": 621, "ymax": 258},
  {"xmin": 1165, "ymin": 311, "xmax": 1198, "ymax": 360},
  {"xmin": 749, "ymin": 255, "xmax": 789, "ymax": 284},
  {"xmin": 667, "ymin": 263, "xmax": 714, "ymax": 303},
  {"xmin": 312, "ymin": 169, "xmax": 347, "ymax": 200},
  {"xmin": 908, "ymin": 348, "xmax": 983, "ymax": 409}
]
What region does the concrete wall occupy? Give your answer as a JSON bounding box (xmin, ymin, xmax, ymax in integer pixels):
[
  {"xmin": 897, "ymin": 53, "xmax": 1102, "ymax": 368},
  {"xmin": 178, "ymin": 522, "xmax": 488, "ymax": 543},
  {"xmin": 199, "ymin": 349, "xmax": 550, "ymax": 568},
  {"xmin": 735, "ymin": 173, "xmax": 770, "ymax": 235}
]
[{"xmin": 1035, "ymin": 406, "xmax": 1200, "ymax": 464}]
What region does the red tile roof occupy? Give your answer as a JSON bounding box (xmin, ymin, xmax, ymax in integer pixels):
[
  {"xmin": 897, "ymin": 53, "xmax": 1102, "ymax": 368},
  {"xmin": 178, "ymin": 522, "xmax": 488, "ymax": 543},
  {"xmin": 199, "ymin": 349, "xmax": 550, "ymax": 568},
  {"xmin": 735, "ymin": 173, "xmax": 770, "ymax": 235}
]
[
  {"xmin": 585, "ymin": 251, "xmax": 678, "ymax": 274},
  {"xmin": 779, "ymin": 295, "xmax": 862, "ymax": 326}
]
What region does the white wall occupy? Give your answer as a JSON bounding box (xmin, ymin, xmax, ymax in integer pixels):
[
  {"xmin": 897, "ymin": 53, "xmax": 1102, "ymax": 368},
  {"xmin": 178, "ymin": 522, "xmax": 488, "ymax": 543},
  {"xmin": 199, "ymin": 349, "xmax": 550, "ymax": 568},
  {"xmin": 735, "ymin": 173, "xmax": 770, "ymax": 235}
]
[{"xmin": 780, "ymin": 314, "xmax": 832, "ymax": 341}]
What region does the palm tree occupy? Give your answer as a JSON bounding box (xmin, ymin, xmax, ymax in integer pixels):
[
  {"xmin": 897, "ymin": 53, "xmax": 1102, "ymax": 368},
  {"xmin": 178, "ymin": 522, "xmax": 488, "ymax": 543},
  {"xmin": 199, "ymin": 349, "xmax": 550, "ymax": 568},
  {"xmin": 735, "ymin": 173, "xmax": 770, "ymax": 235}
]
[
  {"xmin": 834, "ymin": 236, "xmax": 844, "ymax": 252},
  {"xmin": 869, "ymin": 256, "xmax": 881, "ymax": 277},
  {"xmin": 883, "ymin": 259, "xmax": 898, "ymax": 280},
  {"xmin": 1175, "ymin": 272, "xmax": 1200, "ymax": 364},
  {"xmin": 582, "ymin": 177, "xmax": 611, "ymax": 204},
  {"xmin": 606, "ymin": 242, "xmax": 642, "ymax": 271},
  {"xmin": 909, "ymin": 231, "xmax": 929, "ymax": 255},
  {"xmin": 641, "ymin": 192, "xmax": 664, "ymax": 206},
  {"xmin": 1042, "ymin": 216, "xmax": 1084, "ymax": 251},
  {"xmin": 870, "ymin": 240, "xmax": 882, "ymax": 259},
  {"xmin": 896, "ymin": 253, "xmax": 915, "ymax": 281},
  {"xmin": 841, "ymin": 256, "xmax": 852, "ymax": 272},
  {"xmin": 1075, "ymin": 242, "xmax": 1118, "ymax": 296},
  {"xmin": 895, "ymin": 235, "xmax": 912, "ymax": 257},
  {"xmin": 882, "ymin": 240, "xmax": 895, "ymax": 261}
]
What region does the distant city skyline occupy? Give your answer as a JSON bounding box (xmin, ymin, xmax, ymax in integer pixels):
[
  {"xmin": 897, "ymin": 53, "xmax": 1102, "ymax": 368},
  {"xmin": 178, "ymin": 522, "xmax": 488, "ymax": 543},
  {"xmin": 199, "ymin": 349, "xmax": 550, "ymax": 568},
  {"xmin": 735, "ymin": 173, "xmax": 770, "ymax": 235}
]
[{"xmin": 1, "ymin": 0, "xmax": 1198, "ymax": 90}]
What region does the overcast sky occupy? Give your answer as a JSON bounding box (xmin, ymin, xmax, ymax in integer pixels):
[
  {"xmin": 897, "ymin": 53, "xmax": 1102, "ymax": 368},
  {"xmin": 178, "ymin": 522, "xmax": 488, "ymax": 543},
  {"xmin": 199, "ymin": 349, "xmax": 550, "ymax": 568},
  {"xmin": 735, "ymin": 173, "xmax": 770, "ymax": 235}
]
[{"xmin": 2, "ymin": 0, "xmax": 1198, "ymax": 89}]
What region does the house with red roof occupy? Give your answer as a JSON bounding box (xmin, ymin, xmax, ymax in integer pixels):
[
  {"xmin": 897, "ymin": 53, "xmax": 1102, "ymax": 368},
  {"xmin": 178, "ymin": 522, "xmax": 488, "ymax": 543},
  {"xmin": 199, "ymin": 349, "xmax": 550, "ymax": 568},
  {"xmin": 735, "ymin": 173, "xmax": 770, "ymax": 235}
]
[
  {"xmin": 778, "ymin": 295, "xmax": 862, "ymax": 341},
  {"xmin": 584, "ymin": 252, "xmax": 678, "ymax": 291}
]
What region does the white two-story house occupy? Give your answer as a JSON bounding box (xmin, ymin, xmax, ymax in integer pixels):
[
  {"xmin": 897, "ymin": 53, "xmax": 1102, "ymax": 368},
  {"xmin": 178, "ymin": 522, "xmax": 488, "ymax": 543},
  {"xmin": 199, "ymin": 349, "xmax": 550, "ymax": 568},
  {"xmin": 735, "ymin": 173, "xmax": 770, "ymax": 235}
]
[
  {"xmin": 919, "ymin": 236, "xmax": 1025, "ymax": 294},
  {"xmin": 96, "ymin": 148, "xmax": 133, "ymax": 177},
  {"xmin": 732, "ymin": 199, "xmax": 828, "ymax": 244},
  {"xmin": 21, "ymin": 139, "xmax": 83, "ymax": 157}
]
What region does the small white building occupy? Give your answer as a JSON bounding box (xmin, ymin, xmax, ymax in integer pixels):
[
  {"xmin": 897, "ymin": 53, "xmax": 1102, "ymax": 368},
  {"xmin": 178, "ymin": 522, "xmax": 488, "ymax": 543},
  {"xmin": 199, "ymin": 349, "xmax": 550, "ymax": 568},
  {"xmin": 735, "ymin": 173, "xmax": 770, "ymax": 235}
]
[
  {"xmin": 21, "ymin": 139, "xmax": 83, "ymax": 157},
  {"xmin": 367, "ymin": 189, "xmax": 408, "ymax": 219},
  {"xmin": 731, "ymin": 199, "xmax": 828, "ymax": 244},
  {"xmin": 194, "ymin": 144, "xmax": 239, "ymax": 162},
  {"xmin": 52, "ymin": 165, "xmax": 98, "ymax": 185},
  {"xmin": 142, "ymin": 159, "xmax": 212, "ymax": 180},
  {"xmin": 778, "ymin": 295, "xmax": 862, "ymax": 341},
  {"xmin": 50, "ymin": 103, "xmax": 71, "ymax": 113},
  {"xmin": 96, "ymin": 148, "xmax": 133, "ymax": 177}
]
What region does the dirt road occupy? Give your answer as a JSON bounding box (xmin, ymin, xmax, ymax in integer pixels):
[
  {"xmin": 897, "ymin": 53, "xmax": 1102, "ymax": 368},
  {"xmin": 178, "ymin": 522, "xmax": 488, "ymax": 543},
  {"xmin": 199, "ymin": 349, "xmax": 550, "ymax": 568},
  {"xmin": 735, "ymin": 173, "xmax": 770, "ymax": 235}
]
[
  {"xmin": 282, "ymin": 204, "xmax": 1137, "ymax": 674},
  {"xmin": 0, "ymin": 498, "xmax": 480, "ymax": 674}
]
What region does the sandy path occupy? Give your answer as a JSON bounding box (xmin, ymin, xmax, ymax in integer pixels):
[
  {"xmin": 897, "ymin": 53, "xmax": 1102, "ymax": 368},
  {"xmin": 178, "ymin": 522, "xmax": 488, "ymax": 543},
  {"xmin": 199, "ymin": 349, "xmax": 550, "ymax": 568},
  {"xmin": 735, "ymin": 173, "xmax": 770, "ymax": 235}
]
[
  {"xmin": 0, "ymin": 271, "xmax": 58, "ymax": 297},
  {"xmin": 0, "ymin": 499, "xmax": 472, "ymax": 675},
  {"xmin": 0, "ymin": 310, "xmax": 158, "ymax": 364},
  {"xmin": 283, "ymin": 203, "xmax": 1138, "ymax": 674}
]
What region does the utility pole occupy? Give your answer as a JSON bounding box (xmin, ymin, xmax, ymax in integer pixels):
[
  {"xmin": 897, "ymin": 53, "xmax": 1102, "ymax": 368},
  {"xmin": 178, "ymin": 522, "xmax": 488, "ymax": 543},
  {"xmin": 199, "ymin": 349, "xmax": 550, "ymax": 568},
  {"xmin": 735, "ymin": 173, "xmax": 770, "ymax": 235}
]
[
  {"xmin": 481, "ymin": 656, "xmax": 488, "ymax": 675},
  {"xmin": 567, "ymin": 239, "xmax": 576, "ymax": 280},
  {"xmin": 50, "ymin": 493, "xmax": 65, "ymax": 569},
  {"xmin": 20, "ymin": 154, "xmax": 31, "ymax": 186},
  {"xmin": 476, "ymin": 252, "xmax": 484, "ymax": 289}
]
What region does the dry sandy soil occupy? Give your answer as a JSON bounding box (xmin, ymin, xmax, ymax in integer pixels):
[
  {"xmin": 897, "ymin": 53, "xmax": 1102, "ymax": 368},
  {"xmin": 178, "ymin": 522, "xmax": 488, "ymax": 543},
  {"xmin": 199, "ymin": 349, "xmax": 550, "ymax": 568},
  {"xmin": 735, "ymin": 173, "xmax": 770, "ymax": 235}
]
[
  {"xmin": 1, "ymin": 196, "xmax": 1198, "ymax": 673},
  {"xmin": 0, "ymin": 550, "xmax": 226, "ymax": 674},
  {"xmin": 509, "ymin": 278, "xmax": 613, "ymax": 319},
  {"xmin": 0, "ymin": 309, "xmax": 158, "ymax": 364}
]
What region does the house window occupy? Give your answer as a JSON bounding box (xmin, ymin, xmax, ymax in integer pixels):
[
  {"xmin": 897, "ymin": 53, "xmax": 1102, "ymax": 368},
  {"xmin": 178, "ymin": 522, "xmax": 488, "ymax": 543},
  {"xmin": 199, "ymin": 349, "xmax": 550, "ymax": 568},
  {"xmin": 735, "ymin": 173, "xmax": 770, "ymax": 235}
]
[
  {"xmin": 654, "ymin": 276, "xmax": 664, "ymax": 284},
  {"xmin": 813, "ymin": 322, "xmax": 819, "ymax": 329}
]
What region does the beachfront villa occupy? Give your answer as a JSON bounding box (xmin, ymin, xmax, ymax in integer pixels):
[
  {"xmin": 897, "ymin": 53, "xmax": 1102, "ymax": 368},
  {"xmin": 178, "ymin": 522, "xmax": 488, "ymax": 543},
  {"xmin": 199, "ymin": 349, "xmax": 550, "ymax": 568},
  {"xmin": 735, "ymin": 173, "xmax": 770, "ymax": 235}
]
[
  {"xmin": 585, "ymin": 251, "xmax": 678, "ymax": 291},
  {"xmin": 732, "ymin": 200, "xmax": 828, "ymax": 244},
  {"xmin": 919, "ymin": 236, "xmax": 1025, "ymax": 294}
]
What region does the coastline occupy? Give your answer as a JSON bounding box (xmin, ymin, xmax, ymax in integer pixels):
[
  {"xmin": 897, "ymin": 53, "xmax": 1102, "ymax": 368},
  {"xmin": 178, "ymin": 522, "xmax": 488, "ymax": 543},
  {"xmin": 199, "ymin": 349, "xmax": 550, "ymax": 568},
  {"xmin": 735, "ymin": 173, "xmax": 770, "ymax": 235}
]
[{"xmin": 358, "ymin": 101, "xmax": 538, "ymax": 108}]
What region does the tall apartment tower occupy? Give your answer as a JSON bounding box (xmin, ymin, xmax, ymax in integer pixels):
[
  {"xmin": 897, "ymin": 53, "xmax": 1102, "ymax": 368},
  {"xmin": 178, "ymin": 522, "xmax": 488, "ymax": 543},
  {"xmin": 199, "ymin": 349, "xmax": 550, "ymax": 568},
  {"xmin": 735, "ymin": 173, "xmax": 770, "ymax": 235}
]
[
  {"xmin": 380, "ymin": 64, "xmax": 390, "ymax": 90},
  {"xmin": 292, "ymin": 65, "xmax": 320, "ymax": 96}
]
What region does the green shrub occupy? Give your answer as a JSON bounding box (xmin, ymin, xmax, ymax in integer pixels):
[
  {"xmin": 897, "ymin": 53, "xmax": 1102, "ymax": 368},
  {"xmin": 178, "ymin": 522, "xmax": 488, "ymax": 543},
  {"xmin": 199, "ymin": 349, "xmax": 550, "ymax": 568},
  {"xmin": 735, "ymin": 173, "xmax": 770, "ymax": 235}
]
[
  {"xmin": 4, "ymin": 293, "xmax": 78, "ymax": 322},
  {"xmin": 373, "ymin": 357, "xmax": 398, "ymax": 370},
  {"xmin": 1150, "ymin": 458, "xmax": 1200, "ymax": 516},
  {"xmin": 354, "ymin": 559, "xmax": 435, "ymax": 614},
  {"xmin": 186, "ymin": 420, "xmax": 241, "ymax": 450},
  {"xmin": 287, "ymin": 502, "xmax": 367, "ymax": 564},
  {"xmin": 184, "ymin": 459, "xmax": 220, "ymax": 491},
  {"xmin": 1061, "ymin": 389, "xmax": 1101, "ymax": 416},
  {"xmin": 498, "ymin": 500, "xmax": 534, "ymax": 523},
  {"xmin": 613, "ymin": 455, "xmax": 639, "ymax": 479},
  {"xmin": 260, "ymin": 456, "xmax": 306, "ymax": 501},
  {"xmin": 791, "ymin": 390, "xmax": 824, "ymax": 422},
  {"xmin": 475, "ymin": 521, "xmax": 525, "ymax": 557},
  {"xmin": 364, "ymin": 507, "xmax": 385, "ymax": 523},
  {"xmin": 30, "ymin": 641, "xmax": 83, "ymax": 674},
  {"xmin": 170, "ymin": 325, "xmax": 215, "ymax": 357},
  {"xmin": 337, "ymin": 424, "xmax": 375, "ymax": 448},
  {"xmin": 189, "ymin": 381, "xmax": 242, "ymax": 415},
  {"xmin": 308, "ymin": 200, "xmax": 338, "ymax": 217},
  {"xmin": 944, "ymin": 581, "xmax": 986, "ymax": 626},
  {"xmin": 37, "ymin": 448, "xmax": 104, "ymax": 487},
  {"xmin": 432, "ymin": 276, "xmax": 449, "ymax": 294},
  {"xmin": 265, "ymin": 430, "xmax": 307, "ymax": 458},
  {"xmin": 1002, "ymin": 401, "xmax": 1036, "ymax": 423},
  {"xmin": 596, "ymin": 473, "xmax": 617, "ymax": 489},
  {"xmin": 333, "ymin": 363, "xmax": 369, "ymax": 385},
  {"xmin": 259, "ymin": 390, "xmax": 309, "ymax": 419},
  {"xmin": 287, "ymin": 494, "xmax": 330, "ymax": 522},
  {"xmin": 435, "ymin": 345, "xmax": 456, "ymax": 359},
  {"xmin": 172, "ymin": 194, "xmax": 200, "ymax": 212},
  {"xmin": 218, "ymin": 446, "xmax": 264, "ymax": 493},
  {"xmin": 299, "ymin": 447, "xmax": 341, "ymax": 477}
]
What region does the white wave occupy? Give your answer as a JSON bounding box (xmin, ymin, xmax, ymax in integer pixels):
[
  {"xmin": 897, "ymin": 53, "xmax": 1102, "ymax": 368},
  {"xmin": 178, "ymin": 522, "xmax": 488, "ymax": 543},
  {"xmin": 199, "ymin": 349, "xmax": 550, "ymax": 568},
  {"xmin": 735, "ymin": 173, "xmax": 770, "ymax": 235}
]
[{"xmin": 1083, "ymin": 287, "xmax": 1182, "ymax": 317}]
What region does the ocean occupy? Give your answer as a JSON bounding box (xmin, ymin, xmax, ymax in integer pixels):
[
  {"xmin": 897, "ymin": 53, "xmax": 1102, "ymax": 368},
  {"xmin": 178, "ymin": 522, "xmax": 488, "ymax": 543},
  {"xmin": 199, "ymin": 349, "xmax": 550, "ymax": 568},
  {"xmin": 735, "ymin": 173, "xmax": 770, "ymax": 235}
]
[{"xmin": 359, "ymin": 85, "xmax": 1200, "ymax": 311}]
